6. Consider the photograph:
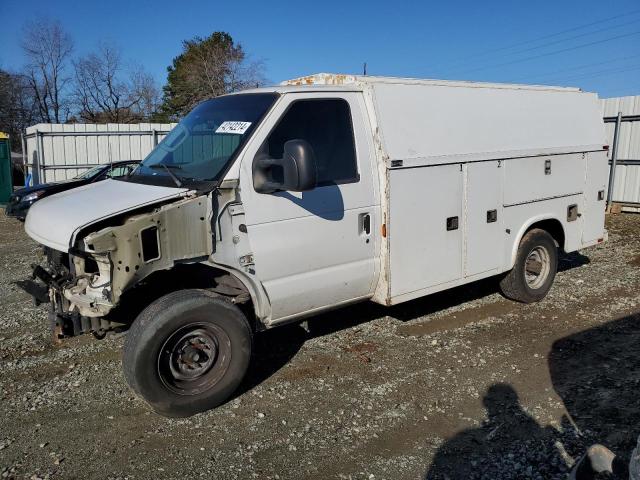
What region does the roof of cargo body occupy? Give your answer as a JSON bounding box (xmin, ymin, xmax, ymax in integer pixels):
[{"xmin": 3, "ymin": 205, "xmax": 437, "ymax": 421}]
[
  {"xmin": 266, "ymin": 73, "xmax": 603, "ymax": 167},
  {"xmin": 237, "ymin": 73, "xmax": 584, "ymax": 96},
  {"xmin": 280, "ymin": 73, "xmax": 583, "ymax": 93},
  {"xmin": 234, "ymin": 84, "xmax": 363, "ymax": 95}
]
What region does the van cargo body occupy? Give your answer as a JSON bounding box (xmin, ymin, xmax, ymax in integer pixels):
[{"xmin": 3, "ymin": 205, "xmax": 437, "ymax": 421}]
[
  {"xmin": 293, "ymin": 75, "xmax": 608, "ymax": 306},
  {"xmin": 22, "ymin": 74, "xmax": 608, "ymax": 416}
]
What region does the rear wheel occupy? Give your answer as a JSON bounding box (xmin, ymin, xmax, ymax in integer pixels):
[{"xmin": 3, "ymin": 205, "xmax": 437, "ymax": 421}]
[
  {"xmin": 123, "ymin": 289, "xmax": 252, "ymax": 417},
  {"xmin": 499, "ymin": 228, "xmax": 558, "ymax": 303}
]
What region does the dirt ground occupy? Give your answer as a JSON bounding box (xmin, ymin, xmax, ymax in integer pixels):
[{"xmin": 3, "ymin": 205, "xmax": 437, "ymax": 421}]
[{"xmin": 1, "ymin": 211, "xmax": 639, "ymax": 480}]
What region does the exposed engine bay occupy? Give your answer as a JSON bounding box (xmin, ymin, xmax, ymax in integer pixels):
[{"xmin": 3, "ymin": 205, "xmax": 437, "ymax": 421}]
[{"xmin": 21, "ymin": 194, "xmax": 214, "ymax": 339}]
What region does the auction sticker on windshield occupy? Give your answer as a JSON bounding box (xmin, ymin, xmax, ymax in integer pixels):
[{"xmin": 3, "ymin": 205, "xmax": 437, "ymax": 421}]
[{"xmin": 216, "ymin": 121, "xmax": 252, "ymax": 134}]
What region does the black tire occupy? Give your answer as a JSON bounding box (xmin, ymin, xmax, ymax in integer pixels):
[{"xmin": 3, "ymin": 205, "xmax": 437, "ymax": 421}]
[
  {"xmin": 499, "ymin": 228, "xmax": 558, "ymax": 303},
  {"xmin": 122, "ymin": 289, "xmax": 252, "ymax": 417}
]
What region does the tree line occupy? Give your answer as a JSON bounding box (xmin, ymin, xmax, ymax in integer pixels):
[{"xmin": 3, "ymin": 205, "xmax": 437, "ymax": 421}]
[{"xmin": 0, "ymin": 19, "xmax": 266, "ymax": 151}]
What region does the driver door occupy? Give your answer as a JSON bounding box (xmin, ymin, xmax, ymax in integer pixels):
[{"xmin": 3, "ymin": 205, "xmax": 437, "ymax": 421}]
[{"xmin": 238, "ymin": 92, "xmax": 380, "ymax": 322}]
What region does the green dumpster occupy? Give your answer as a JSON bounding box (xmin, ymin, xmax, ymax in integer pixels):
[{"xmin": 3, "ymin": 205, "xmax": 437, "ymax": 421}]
[{"xmin": 0, "ymin": 133, "xmax": 12, "ymax": 204}]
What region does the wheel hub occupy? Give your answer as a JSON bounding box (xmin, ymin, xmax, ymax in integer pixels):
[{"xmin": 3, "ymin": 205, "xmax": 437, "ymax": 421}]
[
  {"xmin": 158, "ymin": 323, "xmax": 232, "ymax": 396},
  {"xmin": 170, "ymin": 330, "xmax": 217, "ymax": 380},
  {"xmin": 525, "ymin": 246, "xmax": 551, "ymax": 289}
]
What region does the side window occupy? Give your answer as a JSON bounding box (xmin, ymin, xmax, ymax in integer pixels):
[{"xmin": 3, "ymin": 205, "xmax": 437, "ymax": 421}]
[{"xmin": 267, "ymin": 99, "xmax": 359, "ymax": 185}]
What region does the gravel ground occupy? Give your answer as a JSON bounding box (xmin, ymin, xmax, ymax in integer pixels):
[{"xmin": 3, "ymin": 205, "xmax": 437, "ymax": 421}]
[{"xmin": 1, "ymin": 211, "xmax": 639, "ymax": 480}]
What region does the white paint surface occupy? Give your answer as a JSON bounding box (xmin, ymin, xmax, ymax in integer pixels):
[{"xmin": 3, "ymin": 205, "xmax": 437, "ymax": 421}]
[
  {"xmin": 388, "ymin": 163, "xmax": 463, "ymax": 297},
  {"xmin": 371, "ymin": 82, "xmax": 603, "ymax": 165},
  {"xmin": 465, "ymin": 161, "xmax": 504, "ymax": 276}
]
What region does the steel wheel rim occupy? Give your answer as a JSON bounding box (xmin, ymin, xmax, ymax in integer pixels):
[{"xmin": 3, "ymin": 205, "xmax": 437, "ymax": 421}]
[
  {"xmin": 524, "ymin": 246, "xmax": 551, "ymax": 289},
  {"xmin": 158, "ymin": 322, "xmax": 232, "ymax": 396}
]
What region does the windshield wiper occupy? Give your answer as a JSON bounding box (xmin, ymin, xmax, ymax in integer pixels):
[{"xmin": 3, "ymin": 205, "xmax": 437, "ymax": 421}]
[{"xmin": 149, "ymin": 164, "xmax": 184, "ymax": 188}]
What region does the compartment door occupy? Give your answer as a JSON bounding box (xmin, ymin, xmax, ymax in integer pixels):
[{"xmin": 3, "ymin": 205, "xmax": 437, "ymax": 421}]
[
  {"xmin": 465, "ymin": 161, "xmax": 504, "ymax": 276},
  {"xmin": 389, "ymin": 164, "xmax": 463, "ymax": 298},
  {"xmin": 583, "ymin": 151, "xmax": 607, "ymax": 243}
]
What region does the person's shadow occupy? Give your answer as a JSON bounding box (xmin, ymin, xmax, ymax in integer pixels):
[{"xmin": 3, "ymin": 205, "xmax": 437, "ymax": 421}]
[
  {"xmin": 549, "ymin": 310, "xmax": 640, "ymax": 478},
  {"xmin": 425, "ymin": 384, "xmax": 567, "ymax": 480}
]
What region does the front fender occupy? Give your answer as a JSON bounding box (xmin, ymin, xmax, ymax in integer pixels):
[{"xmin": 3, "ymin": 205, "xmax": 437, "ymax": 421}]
[{"xmin": 202, "ymin": 261, "xmax": 272, "ymax": 326}]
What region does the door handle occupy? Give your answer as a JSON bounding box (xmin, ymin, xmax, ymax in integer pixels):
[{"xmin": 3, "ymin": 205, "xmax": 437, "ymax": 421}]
[
  {"xmin": 360, "ymin": 213, "xmax": 371, "ymax": 235},
  {"xmin": 446, "ymin": 216, "xmax": 459, "ymax": 231}
]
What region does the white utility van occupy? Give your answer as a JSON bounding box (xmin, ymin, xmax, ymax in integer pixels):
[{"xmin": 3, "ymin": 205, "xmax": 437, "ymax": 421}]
[{"xmin": 22, "ymin": 74, "xmax": 608, "ymax": 416}]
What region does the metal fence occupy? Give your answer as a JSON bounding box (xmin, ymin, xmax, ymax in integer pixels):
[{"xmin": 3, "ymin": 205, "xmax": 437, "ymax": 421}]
[
  {"xmin": 23, "ymin": 123, "xmax": 176, "ymax": 184},
  {"xmin": 601, "ymin": 96, "xmax": 640, "ymax": 208}
]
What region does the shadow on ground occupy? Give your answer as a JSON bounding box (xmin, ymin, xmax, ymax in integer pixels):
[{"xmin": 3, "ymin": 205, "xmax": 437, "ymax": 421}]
[
  {"xmin": 558, "ymin": 250, "xmax": 591, "ymax": 272},
  {"xmin": 238, "ymin": 250, "xmax": 591, "ymax": 399},
  {"xmin": 549, "ymin": 309, "xmax": 640, "ymax": 477},
  {"xmin": 420, "ymin": 308, "xmax": 639, "ymax": 480},
  {"xmin": 424, "ymin": 384, "xmax": 575, "ymax": 480},
  {"xmin": 238, "ymin": 275, "xmax": 502, "ymax": 396}
]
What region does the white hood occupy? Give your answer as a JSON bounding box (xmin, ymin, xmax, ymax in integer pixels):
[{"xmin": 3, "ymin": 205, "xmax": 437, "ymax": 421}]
[{"xmin": 25, "ymin": 179, "xmax": 189, "ymax": 252}]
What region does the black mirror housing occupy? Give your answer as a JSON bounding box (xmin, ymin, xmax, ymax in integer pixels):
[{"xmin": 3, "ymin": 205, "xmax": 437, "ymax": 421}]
[
  {"xmin": 253, "ymin": 139, "xmax": 317, "ymax": 193},
  {"xmin": 282, "ymin": 140, "xmax": 317, "ymax": 191}
]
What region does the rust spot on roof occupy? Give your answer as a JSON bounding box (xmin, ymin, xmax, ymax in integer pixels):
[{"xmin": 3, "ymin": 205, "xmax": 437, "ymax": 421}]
[{"xmin": 282, "ymin": 73, "xmax": 357, "ymax": 86}]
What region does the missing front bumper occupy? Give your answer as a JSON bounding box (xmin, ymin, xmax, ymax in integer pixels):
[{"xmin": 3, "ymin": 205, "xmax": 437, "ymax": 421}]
[
  {"xmin": 18, "ymin": 262, "xmax": 121, "ymax": 340},
  {"xmin": 49, "ymin": 310, "xmax": 122, "ymax": 339}
]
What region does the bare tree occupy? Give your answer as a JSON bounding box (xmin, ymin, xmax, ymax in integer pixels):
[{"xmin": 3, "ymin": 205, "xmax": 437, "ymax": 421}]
[
  {"xmin": 72, "ymin": 43, "xmax": 160, "ymax": 123},
  {"xmin": 21, "ymin": 18, "xmax": 73, "ymax": 123},
  {"xmin": 129, "ymin": 65, "xmax": 161, "ymax": 120},
  {"xmin": 0, "ymin": 70, "xmax": 38, "ymax": 150},
  {"xmin": 227, "ymin": 56, "xmax": 266, "ymax": 93}
]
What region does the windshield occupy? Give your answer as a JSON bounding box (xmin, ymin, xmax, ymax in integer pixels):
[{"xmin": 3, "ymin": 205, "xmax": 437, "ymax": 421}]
[
  {"xmin": 131, "ymin": 93, "xmax": 278, "ymax": 187},
  {"xmin": 73, "ymin": 165, "xmax": 104, "ymax": 180}
]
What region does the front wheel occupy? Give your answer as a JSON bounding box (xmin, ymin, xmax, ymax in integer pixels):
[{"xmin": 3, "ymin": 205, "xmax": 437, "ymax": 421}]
[
  {"xmin": 123, "ymin": 289, "xmax": 252, "ymax": 417},
  {"xmin": 499, "ymin": 228, "xmax": 558, "ymax": 303}
]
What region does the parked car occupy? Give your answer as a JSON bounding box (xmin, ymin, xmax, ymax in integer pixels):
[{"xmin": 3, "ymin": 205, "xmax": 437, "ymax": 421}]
[
  {"xmin": 20, "ymin": 74, "xmax": 608, "ymax": 417},
  {"xmin": 5, "ymin": 160, "xmax": 140, "ymax": 220}
]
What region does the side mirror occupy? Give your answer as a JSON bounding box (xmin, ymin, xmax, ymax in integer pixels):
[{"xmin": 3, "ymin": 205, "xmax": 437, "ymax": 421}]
[{"xmin": 253, "ymin": 139, "xmax": 318, "ymax": 193}]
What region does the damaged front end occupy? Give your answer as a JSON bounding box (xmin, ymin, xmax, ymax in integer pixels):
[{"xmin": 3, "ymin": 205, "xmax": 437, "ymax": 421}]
[
  {"xmin": 21, "ymin": 194, "xmax": 212, "ymax": 340},
  {"xmin": 17, "ymin": 246, "xmax": 118, "ymax": 339}
]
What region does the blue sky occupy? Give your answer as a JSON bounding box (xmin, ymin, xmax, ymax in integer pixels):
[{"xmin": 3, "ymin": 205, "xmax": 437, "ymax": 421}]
[{"xmin": 2, "ymin": 0, "xmax": 639, "ymax": 98}]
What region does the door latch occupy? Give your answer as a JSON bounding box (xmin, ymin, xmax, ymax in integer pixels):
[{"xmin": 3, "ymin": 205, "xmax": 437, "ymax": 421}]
[
  {"xmin": 359, "ymin": 213, "xmax": 371, "ymax": 235},
  {"xmin": 446, "ymin": 216, "xmax": 459, "ymax": 231}
]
